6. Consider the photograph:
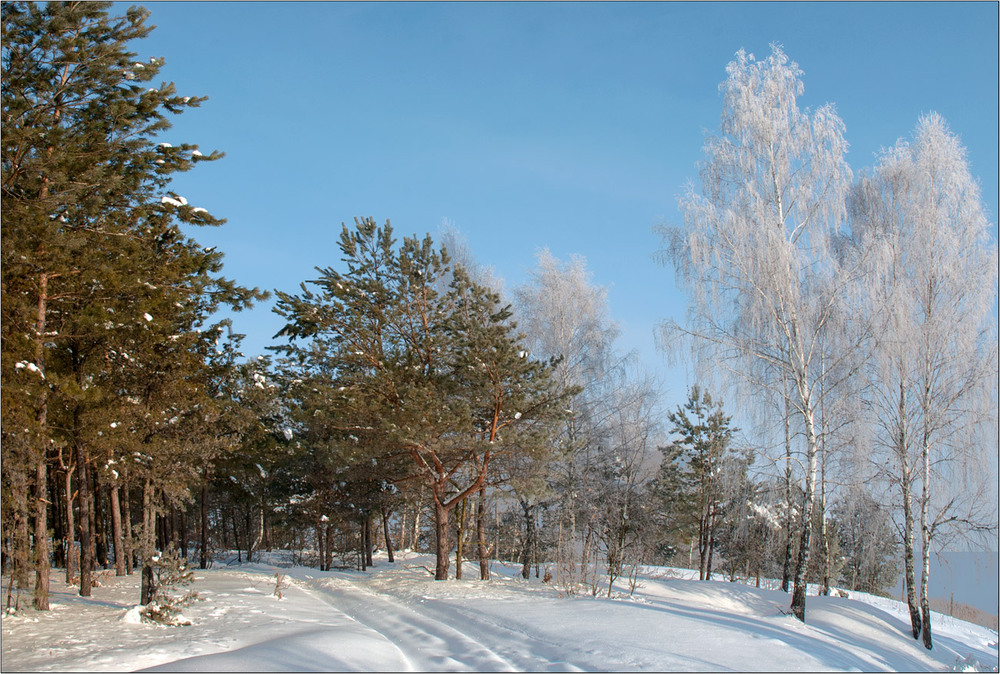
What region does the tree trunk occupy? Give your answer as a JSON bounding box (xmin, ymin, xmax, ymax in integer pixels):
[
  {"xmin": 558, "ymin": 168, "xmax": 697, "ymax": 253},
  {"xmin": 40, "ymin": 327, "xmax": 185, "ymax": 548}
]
[
  {"xmin": 241, "ymin": 512, "xmax": 250, "ymax": 563},
  {"xmin": 790, "ymin": 405, "xmax": 820, "ymax": 622},
  {"xmin": 250, "ymin": 507, "xmax": 264, "ymax": 562},
  {"xmin": 698, "ymin": 506, "xmax": 708, "ymax": 581},
  {"xmin": 324, "ymin": 524, "xmax": 333, "ymax": 571},
  {"xmin": 781, "ymin": 387, "xmax": 793, "ymax": 593},
  {"xmin": 898, "ymin": 382, "xmax": 922, "ymax": 639},
  {"xmin": 364, "ymin": 514, "xmax": 373, "ymax": 567},
  {"xmin": 397, "ymin": 509, "xmax": 408, "ymax": 552},
  {"xmin": 920, "ymin": 548, "xmax": 933, "ymax": 650},
  {"xmin": 94, "ymin": 472, "xmax": 109, "ymax": 569},
  {"xmin": 221, "ymin": 508, "xmax": 230, "ymax": 552},
  {"xmin": 819, "ymin": 363, "xmax": 830, "ymax": 597},
  {"xmin": 76, "ymin": 445, "xmax": 92, "ymax": 597},
  {"xmin": 51, "ymin": 469, "xmax": 65, "ymax": 570},
  {"xmin": 381, "ymin": 505, "xmax": 395, "ymax": 564},
  {"xmin": 179, "ymin": 509, "xmax": 188, "ymax": 559},
  {"xmin": 169, "ymin": 508, "xmax": 178, "ymax": 551},
  {"xmin": 156, "ymin": 513, "xmax": 165, "ymax": 552},
  {"xmin": 122, "ymin": 484, "xmax": 134, "ymax": 574},
  {"xmin": 200, "ymin": 471, "xmax": 210, "ymax": 569},
  {"xmin": 455, "ymin": 498, "xmax": 466, "ymax": 580},
  {"xmin": 706, "ymin": 504, "xmax": 716, "ymax": 580},
  {"xmin": 33, "ymin": 453, "xmax": 50, "ymax": 610},
  {"xmin": 140, "ymin": 481, "xmax": 156, "ymax": 606},
  {"xmin": 476, "ymin": 486, "xmax": 490, "ymax": 580},
  {"xmin": 316, "ymin": 523, "xmax": 325, "ymax": 570},
  {"xmin": 10, "ymin": 477, "xmax": 31, "ymax": 608},
  {"xmin": 520, "ymin": 500, "xmax": 534, "ymax": 580},
  {"xmin": 355, "ymin": 534, "xmax": 362, "ymax": 571},
  {"xmin": 581, "ymin": 520, "xmax": 595, "ymax": 589},
  {"xmin": 110, "ymin": 484, "xmax": 125, "ymax": 576},
  {"xmin": 919, "ymin": 419, "xmax": 933, "ymax": 650},
  {"xmin": 359, "ymin": 519, "xmax": 366, "ymax": 572},
  {"xmin": 819, "ymin": 457, "xmax": 830, "ymax": 597},
  {"xmin": 31, "ymin": 272, "xmax": 51, "ymax": 609},
  {"xmin": 433, "ymin": 497, "xmax": 450, "ymax": 580},
  {"xmin": 63, "ymin": 463, "xmax": 76, "ymax": 585}
]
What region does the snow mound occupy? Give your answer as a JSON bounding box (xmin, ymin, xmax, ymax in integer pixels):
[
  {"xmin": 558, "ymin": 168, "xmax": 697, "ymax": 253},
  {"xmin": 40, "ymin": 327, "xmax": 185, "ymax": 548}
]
[{"xmin": 122, "ymin": 605, "xmax": 146, "ymax": 624}]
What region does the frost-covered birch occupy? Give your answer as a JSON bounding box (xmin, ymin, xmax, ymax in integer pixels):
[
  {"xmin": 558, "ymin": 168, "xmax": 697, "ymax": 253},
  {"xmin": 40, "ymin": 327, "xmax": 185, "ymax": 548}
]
[
  {"xmin": 658, "ymin": 44, "xmax": 855, "ymax": 622},
  {"xmin": 513, "ymin": 250, "xmax": 623, "ymax": 589},
  {"xmin": 852, "ymin": 113, "xmax": 999, "ymax": 649}
]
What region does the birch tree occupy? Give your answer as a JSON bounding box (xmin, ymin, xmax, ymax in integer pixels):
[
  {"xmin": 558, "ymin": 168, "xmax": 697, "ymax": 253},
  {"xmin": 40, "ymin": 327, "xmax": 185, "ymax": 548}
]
[
  {"xmin": 659, "ymin": 44, "xmax": 855, "ymax": 622},
  {"xmin": 512, "ymin": 250, "xmax": 620, "ymax": 589},
  {"xmin": 852, "ymin": 113, "xmax": 998, "ymax": 649}
]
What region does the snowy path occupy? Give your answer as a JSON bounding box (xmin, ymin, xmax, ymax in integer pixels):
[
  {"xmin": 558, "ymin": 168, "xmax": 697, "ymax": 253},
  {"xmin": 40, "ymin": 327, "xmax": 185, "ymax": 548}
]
[
  {"xmin": 293, "ymin": 565, "xmax": 597, "ymax": 672},
  {"xmin": 295, "ymin": 574, "xmax": 522, "ymax": 671}
]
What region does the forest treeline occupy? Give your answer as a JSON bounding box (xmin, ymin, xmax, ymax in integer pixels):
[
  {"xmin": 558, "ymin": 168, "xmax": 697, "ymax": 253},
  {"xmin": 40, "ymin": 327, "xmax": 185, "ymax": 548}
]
[{"xmin": 2, "ymin": 2, "xmax": 997, "ymax": 648}]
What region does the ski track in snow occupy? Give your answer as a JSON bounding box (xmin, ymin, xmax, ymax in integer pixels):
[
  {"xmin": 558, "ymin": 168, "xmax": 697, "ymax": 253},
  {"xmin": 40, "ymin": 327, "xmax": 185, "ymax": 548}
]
[
  {"xmin": 296, "ymin": 574, "xmax": 520, "ymax": 672},
  {"xmin": 300, "ymin": 564, "xmax": 595, "ymax": 671}
]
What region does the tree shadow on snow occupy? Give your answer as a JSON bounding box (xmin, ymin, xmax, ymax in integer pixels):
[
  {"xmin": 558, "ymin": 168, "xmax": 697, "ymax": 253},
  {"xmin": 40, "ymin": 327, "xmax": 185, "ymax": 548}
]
[{"xmin": 626, "ymin": 590, "xmax": 945, "ymax": 672}]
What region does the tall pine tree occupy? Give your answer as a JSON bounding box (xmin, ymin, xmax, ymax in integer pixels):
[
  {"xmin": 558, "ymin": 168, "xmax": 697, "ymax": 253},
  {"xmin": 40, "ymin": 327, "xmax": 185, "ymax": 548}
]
[{"xmin": 2, "ymin": 1, "xmax": 264, "ymax": 608}]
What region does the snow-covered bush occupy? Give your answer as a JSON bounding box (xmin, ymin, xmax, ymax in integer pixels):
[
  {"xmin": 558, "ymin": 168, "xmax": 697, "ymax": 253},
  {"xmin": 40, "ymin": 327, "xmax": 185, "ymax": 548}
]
[{"xmin": 138, "ymin": 549, "xmax": 199, "ymax": 626}]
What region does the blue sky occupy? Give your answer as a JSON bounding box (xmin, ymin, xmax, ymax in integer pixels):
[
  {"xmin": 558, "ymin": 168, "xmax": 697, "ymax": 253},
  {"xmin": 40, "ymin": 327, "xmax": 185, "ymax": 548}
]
[{"xmin": 128, "ymin": 1, "xmax": 999, "ymax": 403}]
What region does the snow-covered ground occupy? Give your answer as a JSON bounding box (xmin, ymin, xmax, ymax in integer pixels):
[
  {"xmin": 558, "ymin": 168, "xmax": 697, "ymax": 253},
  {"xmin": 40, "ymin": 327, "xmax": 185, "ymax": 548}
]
[{"xmin": 2, "ymin": 551, "xmax": 997, "ymax": 672}]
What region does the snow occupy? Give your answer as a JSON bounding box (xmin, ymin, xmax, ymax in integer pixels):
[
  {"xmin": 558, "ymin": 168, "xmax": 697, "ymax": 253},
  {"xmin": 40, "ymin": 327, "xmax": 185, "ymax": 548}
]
[
  {"xmin": 2, "ymin": 552, "xmax": 996, "ymax": 672},
  {"xmin": 121, "ymin": 605, "xmax": 146, "ymax": 625},
  {"xmin": 14, "ymin": 361, "xmax": 44, "ymax": 378}
]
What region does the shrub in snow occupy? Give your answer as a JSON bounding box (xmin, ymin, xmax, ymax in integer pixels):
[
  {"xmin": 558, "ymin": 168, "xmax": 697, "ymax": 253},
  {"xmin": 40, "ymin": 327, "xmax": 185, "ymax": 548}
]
[
  {"xmin": 273, "ymin": 572, "xmax": 288, "ymax": 600},
  {"xmin": 137, "ymin": 548, "xmax": 199, "ymax": 626},
  {"xmin": 950, "ymin": 654, "xmax": 997, "ymax": 672}
]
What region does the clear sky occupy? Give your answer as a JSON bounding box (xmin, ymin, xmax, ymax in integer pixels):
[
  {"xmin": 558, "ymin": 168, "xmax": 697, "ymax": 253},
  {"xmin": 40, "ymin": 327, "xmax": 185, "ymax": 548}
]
[{"xmin": 125, "ymin": 1, "xmax": 999, "ymax": 403}]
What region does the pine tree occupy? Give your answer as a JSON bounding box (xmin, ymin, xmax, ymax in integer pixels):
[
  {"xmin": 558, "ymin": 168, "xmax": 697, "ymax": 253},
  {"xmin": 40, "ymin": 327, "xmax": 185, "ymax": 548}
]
[
  {"xmin": 2, "ymin": 1, "xmax": 265, "ymax": 607},
  {"xmin": 661, "ymin": 386, "xmax": 736, "ymax": 580},
  {"xmin": 275, "ymin": 218, "xmax": 573, "ymax": 579}
]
